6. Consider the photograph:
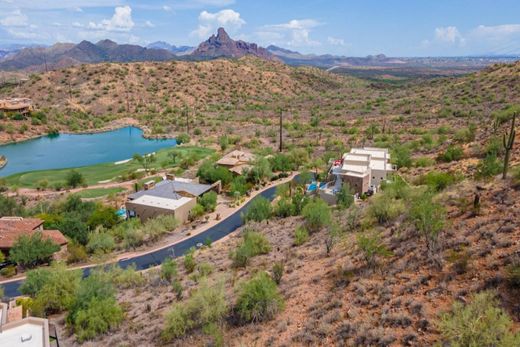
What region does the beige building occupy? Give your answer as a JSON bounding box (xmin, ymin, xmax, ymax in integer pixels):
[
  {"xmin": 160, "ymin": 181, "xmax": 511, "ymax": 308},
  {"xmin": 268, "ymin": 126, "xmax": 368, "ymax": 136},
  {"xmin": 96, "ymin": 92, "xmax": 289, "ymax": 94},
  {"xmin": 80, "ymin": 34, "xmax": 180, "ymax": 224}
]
[
  {"xmin": 126, "ymin": 195, "xmax": 196, "ymax": 223},
  {"xmin": 126, "ymin": 177, "xmax": 214, "ymax": 223},
  {"xmin": 216, "ymin": 150, "xmax": 255, "ymax": 175},
  {"xmin": 0, "ymin": 98, "xmax": 33, "ymax": 115},
  {"xmin": 317, "ymin": 147, "xmax": 393, "ymax": 204},
  {"xmin": 0, "ymin": 302, "xmax": 52, "ymax": 347}
]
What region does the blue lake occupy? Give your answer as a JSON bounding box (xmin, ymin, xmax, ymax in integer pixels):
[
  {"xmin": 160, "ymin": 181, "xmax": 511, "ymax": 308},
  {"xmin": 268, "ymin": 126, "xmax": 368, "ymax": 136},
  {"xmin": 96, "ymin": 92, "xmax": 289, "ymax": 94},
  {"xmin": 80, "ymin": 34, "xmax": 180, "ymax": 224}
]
[{"xmin": 0, "ymin": 126, "xmax": 177, "ymax": 177}]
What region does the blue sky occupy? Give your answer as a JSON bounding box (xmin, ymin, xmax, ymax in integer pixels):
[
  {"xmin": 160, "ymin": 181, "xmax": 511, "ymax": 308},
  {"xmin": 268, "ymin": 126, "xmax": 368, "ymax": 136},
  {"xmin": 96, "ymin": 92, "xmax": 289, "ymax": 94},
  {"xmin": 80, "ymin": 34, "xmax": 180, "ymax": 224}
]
[{"xmin": 1, "ymin": 0, "xmax": 519, "ymax": 56}]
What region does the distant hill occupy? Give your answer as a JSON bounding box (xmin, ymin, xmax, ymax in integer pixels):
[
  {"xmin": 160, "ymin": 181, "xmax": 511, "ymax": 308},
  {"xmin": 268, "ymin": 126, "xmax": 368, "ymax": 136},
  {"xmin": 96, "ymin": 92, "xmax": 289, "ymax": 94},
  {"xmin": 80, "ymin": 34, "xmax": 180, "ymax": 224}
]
[
  {"xmin": 146, "ymin": 41, "xmax": 194, "ymax": 55},
  {"xmin": 0, "ymin": 40, "xmax": 176, "ymax": 71},
  {"xmin": 191, "ymin": 27, "xmax": 278, "ymax": 61}
]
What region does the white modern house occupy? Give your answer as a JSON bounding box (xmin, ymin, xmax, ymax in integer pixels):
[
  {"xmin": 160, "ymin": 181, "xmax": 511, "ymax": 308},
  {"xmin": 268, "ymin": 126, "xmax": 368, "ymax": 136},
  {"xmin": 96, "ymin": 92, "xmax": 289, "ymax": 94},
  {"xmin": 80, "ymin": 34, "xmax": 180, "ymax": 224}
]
[
  {"xmin": 0, "ymin": 302, "xmax": 51, "ymax": 347},
  {"xmin": 317, "ymin": 147, "xmax": 394, "ymax": 204}
]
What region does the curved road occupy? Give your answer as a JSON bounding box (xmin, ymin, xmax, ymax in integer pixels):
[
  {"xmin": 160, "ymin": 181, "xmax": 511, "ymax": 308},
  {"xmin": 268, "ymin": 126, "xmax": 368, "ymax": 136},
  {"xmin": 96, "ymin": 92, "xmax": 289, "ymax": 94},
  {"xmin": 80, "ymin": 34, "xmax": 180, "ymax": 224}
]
[{"xmin": 2, "ymin": 176, "xmax": 300, "ymax": 297}]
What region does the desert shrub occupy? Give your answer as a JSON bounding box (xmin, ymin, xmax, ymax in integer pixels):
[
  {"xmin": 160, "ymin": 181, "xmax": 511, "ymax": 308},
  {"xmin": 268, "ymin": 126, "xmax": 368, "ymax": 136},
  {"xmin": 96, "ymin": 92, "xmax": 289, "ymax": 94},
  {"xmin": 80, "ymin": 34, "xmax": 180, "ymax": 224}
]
[
  {"xmin": 142, "ymin": 215, "xmax": 178, "ymax": 242},
  {"xmin": 189, "ymin": 203, "xmax": 205, "ymax": 221},
  {"xmin": 86, "ymin": 232, "xmax": 115, "ymax": 254},
  {"xmin": 234, "ymin": 272, "xmax": 284, "ymax": 323},
  {"xmin": 417, "ymin": 171, "xmax": 459, "ymax": 192},
  {"xmin": 87, "ymin": 205, "xmax": 119, "ymax": 230},
  {"xmin": 368, "ymin": 195, "xmax": 405, "ymax": 225},
  {"xmin": 409, "ymin": 192, "xmax": 445, "ymax": 261},
  {"xmin": 67, "ymin": 273, "xmax": 123, "ymax": 342},
  {"xmin": 438, "ymin": 291, "xmax": 520, "ymax": 346},
  {"xmin": 274, "ymin": 197, "xmax": 296, "ymax": 217},
  {"xmin": 357, "ymin": 231, "xmax": 392, "ymax": 267},
  {"xmin": 176, "ymin": 133, "xmax": 190, "ymax": 144},
  {"xmin": 94, "ymin": 264, "xmax": 145, "ymax": 289},
  {"xmin": 22, "ymin": 263, "xmax": 82, "ymax": 315},
  {"xmin": 437, "ymin": 145, "xmax": 464, "ymax": 162},
  {"xmin": 294, "ymin": 226, "xmax": 309, "ymax": 246},
  {"xmin": 381, "ymin": 176, "xmax": 410, "ymax": 200},
  {"xmin": 476, "ymin": 154, "xmax": 502, "ymax": 179},
  {"xmin": 414, "ymin": 156, "xmax": 435, "ymax": 167},
  {"xmin": 336, "ymin": 184, "xmax": 354, "ymax": 209},
  {"xmin": 247, "ymin": 157, "xmax": 272, "ymax": 184},
  {"xmin": 66, "ymin": 241, "xmax": 88, "ymax": 264},
  {"xmin": 0, "ymin": 194, "xmax": 24, "ymax": 217},
  {"xmin": 302, "ymin": 199, "xmax": 331, "ymax": 233},
  {"xmin": 0, "ymin": 265, "xmax": 16, "ymax": 277},
  {"xmin": 272, "ymin": 262, "xmax": 284, "ymax": 285},
  {"xmin": 162, "ymin": 280, "xmax": 227, "ymax": 341},
  {"xmin": 190, "ymin": 262, "xmax": 213, "ymax": 282},
  {"xmin": 74, "ymin": 298, "xmax": 124, "ymax": 342},
  {"xmin": 446, "ymin": 248, "xmax": 471, "ymax": 274},
  {"xmin": 229, "ymin": 175, "xmax": 249, "ymax": 196},
  {"xmin": 269, "ymin": 153, "xmax": 295, "ymax": 172},
  {"xmin": 183, "ymin": 247, "xmax": 196, "ymax": 273},
  {"xmin": 243, "ymin": 196, "xmax": 272, "ymax": 223},
  {"xmin": 10, "ymin": 233, "xmax": 60, "ymax": 268},
  {"xmin": 66, "ymin": 170, "xmax": 85, "ymax": 188},
  {"xmin": 197, "ymin": 160, "xmax": 233, "ymax": 185},
  {"xmin": 198, "ymin": 191, "xmax": 218, "ymax": 212},
  {"xmin": 392, "ymin": 145, "xmax": 412, "ymax": 168},
  {"xmin": 231, "ymin": 230, "xmax": 271, "ymax": 268},
  {"xmin": 161, "ymin": 257, "xmax": 178, "ymax": 282},
  {"xmin": 505, "ymin": 261, "xmax": 520, "ymax": 288}
]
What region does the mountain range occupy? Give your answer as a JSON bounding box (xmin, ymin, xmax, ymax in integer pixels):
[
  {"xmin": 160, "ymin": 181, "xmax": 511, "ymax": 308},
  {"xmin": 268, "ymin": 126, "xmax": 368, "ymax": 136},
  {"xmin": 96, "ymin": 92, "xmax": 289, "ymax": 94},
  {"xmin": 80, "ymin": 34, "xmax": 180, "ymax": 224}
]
[{"xmin": 0, "ymin": 27, "xmax": 518, "ymax": 72}]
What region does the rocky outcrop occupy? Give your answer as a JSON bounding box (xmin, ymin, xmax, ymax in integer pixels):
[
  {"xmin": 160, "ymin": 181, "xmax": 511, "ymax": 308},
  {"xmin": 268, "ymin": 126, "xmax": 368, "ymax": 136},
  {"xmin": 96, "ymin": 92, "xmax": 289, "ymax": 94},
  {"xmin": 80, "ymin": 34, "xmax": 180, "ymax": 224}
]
[{"xmin": 191, "ymin": 27, "xmax": 278, "ymax": 61}]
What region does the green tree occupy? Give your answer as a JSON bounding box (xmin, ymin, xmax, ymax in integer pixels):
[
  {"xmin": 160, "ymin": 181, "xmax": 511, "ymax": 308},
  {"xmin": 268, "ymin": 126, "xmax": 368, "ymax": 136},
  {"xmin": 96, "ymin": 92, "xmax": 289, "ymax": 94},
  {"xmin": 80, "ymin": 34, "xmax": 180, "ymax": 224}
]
[
  {"xmin": 132, "ymin": 153, "xmax": 156, "ymax": 172},
  {"xmin": 302, "ymin": 199, "xmax": 331, "ymax": 233},
  {"xmin": 438, "ymin": 291, "xmax": 520, "ymax": 347},
  {"xmin": 66, "ymin": 170, "xmax": 85, "ymax": 188},
  {"xmin": 243, "ymin": 196, "xmax": 272, "ymax": 223},
  {"xmin": 356, "ymin": 231, "xmax": 392, "ymax": 268},
  {"xmin": 162, "ymin": 280, "xmax": 227, "ymax": 342},
  {"xmin": 336, "ymin": 184, "xmax": 354, "ymax": 209},
  {"xmin": 198, "ymin": 191, "xmax": 217, "ymax": 212},
  {"xmin": 230, "ymin": 230, "xmax": 271, "ymax": 268},
  {"xmin": 294, "ymin": 226, "xmax": 309, "ymax": 246},
  {"xmin": 161, "ymin": 257, "xmax": 178, "ymax": 282},
  {"xmin": 176, "ymin": 133, "xmax": 191, "ymax": 145},
  {"xmin": 234, "ymin": 272, "xmax": 284, "ymax": 323},
  {"xmin": 183, "ymin": 247, "xmax": 196, "ymax": 273},
  {"xmin": 392, "ymin": 145, "xmax": 412, "ymax": 168},
  {"xmin": 409, "ymin": 192, "xmax": 446, "ymax": 265},
  {"xmin": 10, "ymin": 233, "xmax": 60, "ymax": 268}
]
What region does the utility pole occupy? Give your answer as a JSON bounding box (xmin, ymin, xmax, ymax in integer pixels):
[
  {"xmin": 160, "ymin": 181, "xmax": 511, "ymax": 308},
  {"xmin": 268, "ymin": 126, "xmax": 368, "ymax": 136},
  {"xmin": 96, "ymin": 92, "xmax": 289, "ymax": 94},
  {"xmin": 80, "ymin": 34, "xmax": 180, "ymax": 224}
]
[{"xmin": 279, "ymin": 107, "xmax": 283, "ymax": 152}]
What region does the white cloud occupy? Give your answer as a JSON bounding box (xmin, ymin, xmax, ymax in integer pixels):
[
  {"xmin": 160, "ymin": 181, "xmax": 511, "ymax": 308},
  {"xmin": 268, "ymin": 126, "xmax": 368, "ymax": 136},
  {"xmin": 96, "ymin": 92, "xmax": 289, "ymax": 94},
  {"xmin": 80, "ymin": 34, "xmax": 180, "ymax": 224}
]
[
  {"xmin": 472, "ymin": 24, "xmax": 520, "ymax": 40},
  {"xmin": 191, "ymin": 9, "xmax": 245, "ymax": 38},
  {"xmin": 0, "ymin": 9, "xmax": 29, "ymax": 27},
  {"xmin": 327, "ymin": 36, "xmax": 345, "ymax": 46},
  {"xmin": 163, "ymin": 5, "xmax": 172, "ymax": 11},
  {"xmin": 263, "ymin": 19, "xmax": 321, "ymax": 47},
  {"xmin": 434, "ymin": 26, "xmax": 465, "ymax": 45},
  {"xmin": 144, "ymin": 20, "xmax": 155, "ymax": 28},
  {"xmin": 87, "ymin": 5, "xmax": 134, "ymax": 32}
]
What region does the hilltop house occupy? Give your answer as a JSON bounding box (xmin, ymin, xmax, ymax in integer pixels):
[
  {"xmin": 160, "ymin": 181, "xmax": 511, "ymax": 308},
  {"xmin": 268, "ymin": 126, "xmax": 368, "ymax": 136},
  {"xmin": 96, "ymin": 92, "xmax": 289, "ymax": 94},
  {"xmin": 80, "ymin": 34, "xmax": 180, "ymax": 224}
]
[
  {"xmin": 0, "ymin": 98, "xmax": 33, "ymax": 115},
  {"xmin": 216, "ymin": 150, "xmax": 255, "ymax": 175},
  {"xmin": 126, "ymin": 177, "xmax": 218, "ymax": 223},
  {"xmin": 0, "ymin": 217, "xmax": 68, "ymax": 255},
  {"xmin": 317, "ymin": 147, "xmax": 394, "ymax": 204}
]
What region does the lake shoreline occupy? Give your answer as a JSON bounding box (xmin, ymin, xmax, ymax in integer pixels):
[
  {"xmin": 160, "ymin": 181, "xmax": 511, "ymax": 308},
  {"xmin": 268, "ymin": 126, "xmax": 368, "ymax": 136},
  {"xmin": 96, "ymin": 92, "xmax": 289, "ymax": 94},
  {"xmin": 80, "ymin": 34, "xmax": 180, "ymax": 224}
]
[
  {"xmin": 0, "ymin": 118, "xmax": 175, "ymax": 146},
  {"xmin": 0, "ymin": 125, "xmax": 179, "ymax": 178}
]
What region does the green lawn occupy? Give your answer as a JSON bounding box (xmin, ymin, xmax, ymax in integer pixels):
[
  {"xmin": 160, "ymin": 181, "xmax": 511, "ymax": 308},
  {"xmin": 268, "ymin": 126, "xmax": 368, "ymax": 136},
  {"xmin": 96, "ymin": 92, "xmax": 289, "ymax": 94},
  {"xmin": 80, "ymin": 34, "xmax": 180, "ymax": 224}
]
[
  {"xmin": 74, "ymin": 187, "xmax": 127, "ymax": 199},
  {"xmin": 5, "ymin": 146, "xmax": 214, "ymax": 188}
]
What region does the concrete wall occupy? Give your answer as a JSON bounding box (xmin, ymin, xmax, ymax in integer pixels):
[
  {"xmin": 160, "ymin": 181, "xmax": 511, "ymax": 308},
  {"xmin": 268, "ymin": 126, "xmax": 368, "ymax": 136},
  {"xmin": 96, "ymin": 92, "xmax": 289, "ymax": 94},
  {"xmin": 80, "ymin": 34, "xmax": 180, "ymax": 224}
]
[
  {"xmin": 370, "ymin": 168, "xmax": 387, "ymax": 188},
  {"xmin": 126, "ymin": 198, "xmax": 196, "ymax": 224},
  {"xmin": 341, "ymin": 175, "xmax": 370, "ymax": 195}
]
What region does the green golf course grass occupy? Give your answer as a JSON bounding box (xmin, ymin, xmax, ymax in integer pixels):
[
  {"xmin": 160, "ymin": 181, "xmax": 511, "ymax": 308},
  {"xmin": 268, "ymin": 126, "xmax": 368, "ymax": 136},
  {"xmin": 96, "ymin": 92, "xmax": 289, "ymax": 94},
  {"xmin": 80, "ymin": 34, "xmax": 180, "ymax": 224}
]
[{"xmin": 5, "ymin": 146, "xmax": 214, "ymax": 188}]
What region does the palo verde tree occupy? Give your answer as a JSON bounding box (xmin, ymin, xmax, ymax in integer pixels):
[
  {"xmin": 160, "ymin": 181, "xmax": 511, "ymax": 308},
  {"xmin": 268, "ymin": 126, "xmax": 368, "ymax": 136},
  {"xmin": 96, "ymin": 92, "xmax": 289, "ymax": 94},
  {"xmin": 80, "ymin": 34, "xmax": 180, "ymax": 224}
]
[
  {"xmin": 132, "ymin": 153, "xmax": 156, "ymax": 173},
  {"xmin": 502, "ymin": 109, "xmax": 517, "ymax": 179}
]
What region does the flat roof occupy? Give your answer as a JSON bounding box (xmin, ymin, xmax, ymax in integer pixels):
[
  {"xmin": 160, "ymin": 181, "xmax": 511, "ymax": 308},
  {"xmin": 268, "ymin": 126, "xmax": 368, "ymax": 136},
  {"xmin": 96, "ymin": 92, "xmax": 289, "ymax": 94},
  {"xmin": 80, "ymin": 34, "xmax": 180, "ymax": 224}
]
[
  {"xmin": 129, "ymin": 195, "xmax": 193, "ymax": 210},
  {"xmin": 351, "ymin": 148, "xmax": 390, "ymax": 160},
  {"xmin": 341, "ymin": 163, "xmax": 369, "ymax": 173},
  {"xmin": 129, "ymin": 179, "xmax": 212, "ymax": 200},
  {"xmin": 0, "ymin": 317, "xmax": 49, "ymax": 347}
]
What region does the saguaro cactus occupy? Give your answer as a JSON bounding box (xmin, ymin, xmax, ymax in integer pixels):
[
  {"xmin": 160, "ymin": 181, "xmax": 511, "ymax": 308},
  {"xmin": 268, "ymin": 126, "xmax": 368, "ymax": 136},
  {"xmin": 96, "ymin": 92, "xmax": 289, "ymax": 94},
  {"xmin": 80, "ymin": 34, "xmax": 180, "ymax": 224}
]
[{"xmin": 502, "ymin": 112, "xmax": 517, "ymax": 179}]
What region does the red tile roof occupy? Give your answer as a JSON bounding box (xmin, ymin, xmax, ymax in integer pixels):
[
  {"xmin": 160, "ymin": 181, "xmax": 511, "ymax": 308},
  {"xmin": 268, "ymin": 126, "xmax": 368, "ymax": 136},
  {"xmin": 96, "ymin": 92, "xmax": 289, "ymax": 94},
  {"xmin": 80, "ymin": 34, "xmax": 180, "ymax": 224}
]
[{"xmin": 0, "ymin": 217, "xmax": 67, "ymax": 250}]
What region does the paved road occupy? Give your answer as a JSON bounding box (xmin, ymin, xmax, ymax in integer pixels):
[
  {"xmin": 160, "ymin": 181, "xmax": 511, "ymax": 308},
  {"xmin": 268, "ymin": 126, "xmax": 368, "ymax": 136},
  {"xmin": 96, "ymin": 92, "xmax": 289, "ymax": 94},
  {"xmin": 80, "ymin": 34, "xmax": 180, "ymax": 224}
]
[{"xmin": 2, "ymin": 177, "xmax": 298, "ymax": 297}]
